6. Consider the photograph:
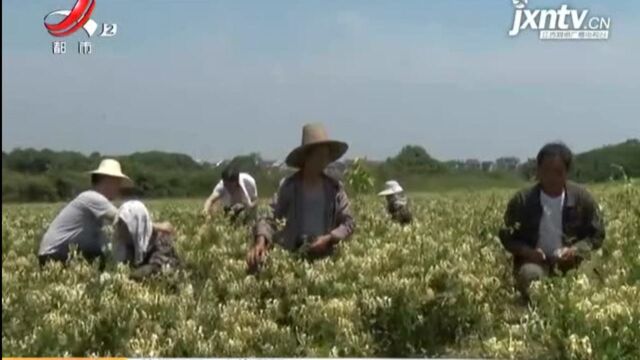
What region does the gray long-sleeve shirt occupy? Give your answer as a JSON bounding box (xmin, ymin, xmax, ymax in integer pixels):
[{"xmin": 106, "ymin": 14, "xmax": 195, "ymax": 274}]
[
  {"xmin": 39, "ymin": 190, "xmax": 117, "ymax": 257},
  {"xmin": 254, "ymin": 172, "xmax": 355, "ymax": 251}
]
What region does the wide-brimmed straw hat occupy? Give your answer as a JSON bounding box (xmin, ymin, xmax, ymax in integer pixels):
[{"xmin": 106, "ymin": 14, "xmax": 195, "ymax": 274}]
[
  {"xmin": 285, "ymin": 123, "xmax": 348, "ymax": 168},
  {"xmin": 89, "ymin": 159, "xmax": 134, "ymax": 188},
  {"xmin": 378, "ymin": 180, "xmax": 404, "ymax": 196}
]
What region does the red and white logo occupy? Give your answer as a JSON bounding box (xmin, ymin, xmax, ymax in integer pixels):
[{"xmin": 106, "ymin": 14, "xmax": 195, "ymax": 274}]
[
  {"xmin": 44, "ymin": 0, "xmax": 97, "ymax": 37},
  {"xmin": 44, "ymin": 0, "xmax": 117, "ymax": 39}
]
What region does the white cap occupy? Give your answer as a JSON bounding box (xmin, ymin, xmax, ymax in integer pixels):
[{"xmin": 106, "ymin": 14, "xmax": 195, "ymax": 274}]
[{"xmin": 378, "ymin": 180, "xmax": 404, "ymax": 196}]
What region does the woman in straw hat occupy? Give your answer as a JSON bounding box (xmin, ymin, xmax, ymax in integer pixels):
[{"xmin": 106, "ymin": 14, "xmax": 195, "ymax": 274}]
[
  {"xmin": 38, "ymin": 159, "xmax": 133, "ymax": 269},
  {"xmin": 378, "ymin": 180, "xmax": 413, "ymax": 225},
  {"xmin": 247, "ymin": 123, "xmax": 356, "ymax": 272}
]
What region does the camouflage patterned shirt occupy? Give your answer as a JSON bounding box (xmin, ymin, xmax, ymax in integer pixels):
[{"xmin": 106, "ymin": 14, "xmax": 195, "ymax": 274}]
[
  {"xmin": 386, "ymin": 193, "xmax": 413, "ymax": 224},
  {"xmin": 142, "ymin": 230, "xmax": 181, "ymax": 270}
]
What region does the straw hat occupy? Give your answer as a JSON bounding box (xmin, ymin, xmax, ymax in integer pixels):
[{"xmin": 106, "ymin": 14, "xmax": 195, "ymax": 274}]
[
  {"xmin": 89, "ymin": 159, "xmax": 133, "ymax": 187},
  {"xmin": 285, "ymin": 123, "xmax": 348, "ymax": 168},
  {"xmin": 378, "ymin": 180, "xmax": 404, "ymax": 196}
]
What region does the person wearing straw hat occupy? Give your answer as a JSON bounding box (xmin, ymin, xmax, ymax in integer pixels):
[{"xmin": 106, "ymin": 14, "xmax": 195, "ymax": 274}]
[
  {"xmin": 113, "ymin": 200, "xmax": 181, "ymax": 280},
  {"xmin": 378, "ymin": 180, "xmax": 413, "ymax": 225},
  {"xmin": 247, "ymin": 123, "xmax": 356, "ymax": 272},
  {"xmin": 37, "ymin": 159, "xmax": 133, "ymax": 268}
]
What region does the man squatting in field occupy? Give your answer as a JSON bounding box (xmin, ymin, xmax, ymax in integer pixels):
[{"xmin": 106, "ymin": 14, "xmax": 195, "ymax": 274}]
[
  {"xmin": 202, "ymin": 166, "xmax": 258, "ymax": 224},
  {"xmin": 499, "ymin": 143, "xmax": 605, "ymax": 301},
  {"xmin": 378, "ymin": 180, "xmax": 413, "ymax": 225},
  {"xmin": 38, "ymin": 159, "xmax": 173, "ymax": 270},
  {"xmin": 246, "ymin": 123, "xmax": 356, "ymax": 272}
]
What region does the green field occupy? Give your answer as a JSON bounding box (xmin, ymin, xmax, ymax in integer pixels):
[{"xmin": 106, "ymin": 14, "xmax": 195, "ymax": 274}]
[{"xmin": 2, "ymin": 184, "xmax": 639, "ymax": 358}]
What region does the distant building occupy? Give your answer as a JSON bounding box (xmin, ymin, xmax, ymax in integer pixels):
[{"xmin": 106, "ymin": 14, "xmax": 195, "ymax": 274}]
[
  {"xmin": 481, "ymin": 161, "xmax": 496, "ymax": 172},
  {"xmin": 256, "ymin": 159, "xmax": 290, "ymax": 172},
  {"xmin": 259, "ymin": 159, "xmax": 277, "ymax": 169},
  {"xmin": 496, "ymin": 157, "xmax": 520, "ymax": 171},
  {"xmin": 445, "ymin": 160, "xmax": 465, "ymax": 171},
  {"xmin": 327, "ymin": 161, "xmax": 347, "ymax": 173},
  {"xmin": 273, "ymin": 160, "xmax": 289, "ymax": 171},
  {"xmin": 465, "ymin": 159, "xmax": 481, "ymax": 170}
]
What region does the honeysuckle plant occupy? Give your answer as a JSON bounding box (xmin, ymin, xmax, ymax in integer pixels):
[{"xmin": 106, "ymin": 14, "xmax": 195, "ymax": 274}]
[{"xmin": 2, "ymin": 184, "xmax": 639, "ymax": 358}]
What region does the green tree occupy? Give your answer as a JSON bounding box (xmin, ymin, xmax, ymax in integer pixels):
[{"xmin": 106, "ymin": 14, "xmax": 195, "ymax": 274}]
[
  {"xmin": 228, "ymin": 152, "xmax": 263, "ymax": 173},
  {"xmin": 573, "ymin": 139, "xmax": 640, "ymax": 181},
  {"xmin": 386, "ymin": 145, "xmax": 443, "ymax": 174}
]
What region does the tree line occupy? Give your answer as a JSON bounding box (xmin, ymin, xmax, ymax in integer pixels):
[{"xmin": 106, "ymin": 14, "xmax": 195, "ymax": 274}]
[{"xmin": 2, "ymin": 139, "xmax": 638, "ymax": 202}]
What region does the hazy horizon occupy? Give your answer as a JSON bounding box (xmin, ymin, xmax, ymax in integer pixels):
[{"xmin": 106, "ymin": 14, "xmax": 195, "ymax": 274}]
[
  {"xmin": 3, "ymin": 0, "xmax": 639, "ymax": 163},
  {"xmin": 2, "ymin": 138, "xmax": 638, "ymax": 164}
]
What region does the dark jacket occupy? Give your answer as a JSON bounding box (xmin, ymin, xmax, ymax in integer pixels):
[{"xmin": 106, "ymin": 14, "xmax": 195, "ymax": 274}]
[
  {"xmin": 143, "ymin": 230, "xmax": 181, "ymax": 269},
  {"xmin": 386, "ymin": 194, "xmax": 413, "ymax": 224},
  {"xmin": 128, "ymin": 230, "xmax": 181, "ymax": 280},
  {"xmin": 254, "ymin": 172, "xmax": 355, "ymax": 251},
  {"xmin": 119, "ymin": 230, "xmax": 180, "ymax": 268},
  {"xmin": 499, "ymin": 182, "xmax": 605, "ymax": 269}
]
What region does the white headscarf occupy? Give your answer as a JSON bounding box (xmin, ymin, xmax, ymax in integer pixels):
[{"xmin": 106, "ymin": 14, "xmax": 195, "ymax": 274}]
[{"xmin": 115, "ymin": 200, "xmax": 153, "ymax": 266}]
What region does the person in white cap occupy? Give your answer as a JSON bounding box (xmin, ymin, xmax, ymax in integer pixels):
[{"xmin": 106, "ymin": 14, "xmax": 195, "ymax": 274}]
[
  {"xmin": 38, "ymin": 159, "xmax": 133, "ymax": 268},
  {"xmin": 378, "ymin": 180, "xmax": 413, "ymax": 225},
  {"xmin": 113, "ymin": 200, "xmax": 180, "ymax": 280},
  {"xmin": 247, "ymin": 123, "xmax": 355, "ymax": 272}
]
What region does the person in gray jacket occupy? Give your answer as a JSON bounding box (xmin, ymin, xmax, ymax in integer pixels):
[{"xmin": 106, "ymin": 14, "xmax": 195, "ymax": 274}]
[{"xmin": 247, "ymin": 123, "xmax": 356, "ymax": 272}]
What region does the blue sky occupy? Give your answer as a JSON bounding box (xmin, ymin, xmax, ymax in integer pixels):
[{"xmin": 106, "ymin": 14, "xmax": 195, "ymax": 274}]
[{"xmin": 2, "ymin": 0, "xmax": 639, "ymax": 162}]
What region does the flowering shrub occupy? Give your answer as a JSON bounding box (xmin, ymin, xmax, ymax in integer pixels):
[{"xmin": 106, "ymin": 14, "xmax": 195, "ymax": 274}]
[{"xmin": 2, "ymin": 184, "xmax": 639, "ymax": 358}]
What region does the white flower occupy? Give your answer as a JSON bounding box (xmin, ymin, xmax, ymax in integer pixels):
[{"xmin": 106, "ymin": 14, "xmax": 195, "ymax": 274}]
[{"xmin": 99, "ymin": 272, "xmax": 112, "ymax": 284}]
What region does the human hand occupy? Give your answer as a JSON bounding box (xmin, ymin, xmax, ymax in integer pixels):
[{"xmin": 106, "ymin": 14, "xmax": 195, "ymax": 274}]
[
  {"xmin": 560, "ymin": 247, "xmax": 577, "ymax": 261},
  {"xmin": 526, "ymin": 247, "xmax": 546, "ymax": 263},
  {"xmin": 230, "ymin": 203, "xmax": 246, "ymax": 214},
  {"xmin": 307, "ymin": 234, "xmax": 334, "ymax": 255},
  {"xmin": 247, "ymin": 236, "xmax": 268, "ymax": 272},
  {"xmin": 555, "ymin": 246, "xmax": 577, "ymax": 266}
]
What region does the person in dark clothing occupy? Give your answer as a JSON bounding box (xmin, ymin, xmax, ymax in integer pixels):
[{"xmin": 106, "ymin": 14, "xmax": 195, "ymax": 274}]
[
  {"xmin": 378, "ymin": 180, "xmax": 413, "ymax": 225},
  {"xmin": 499, "ymin": 143, "xmax": 605, "ymax": 301},
  {"xmin": 247, "ymin": 123, "xmax": 355, "ymax": 273}
]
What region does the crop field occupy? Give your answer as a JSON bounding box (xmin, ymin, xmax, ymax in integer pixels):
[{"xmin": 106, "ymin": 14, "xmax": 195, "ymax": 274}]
[{"xmin": 2, "ymin": 184, "xmax": 639, "ymax": 358}]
